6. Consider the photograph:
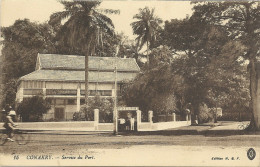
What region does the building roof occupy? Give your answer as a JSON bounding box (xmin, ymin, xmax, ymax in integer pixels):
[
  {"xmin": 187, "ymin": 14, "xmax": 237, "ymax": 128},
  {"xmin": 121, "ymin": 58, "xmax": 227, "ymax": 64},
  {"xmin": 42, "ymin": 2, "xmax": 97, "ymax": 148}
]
[
  {"xmin": 20, "ymin": 70, "xmax": 137, "ymax": 83},
  {"xmin": 37, "ymin": 53, "xmax": 140, "ymax": 72}
]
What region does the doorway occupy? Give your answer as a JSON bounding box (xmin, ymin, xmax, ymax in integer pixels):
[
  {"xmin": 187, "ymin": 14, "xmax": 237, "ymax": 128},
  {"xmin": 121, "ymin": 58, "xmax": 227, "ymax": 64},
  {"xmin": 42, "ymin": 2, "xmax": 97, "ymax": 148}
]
[{"xmin": 55, "ymin": 108, "xmax": 65, "ymax": 121}]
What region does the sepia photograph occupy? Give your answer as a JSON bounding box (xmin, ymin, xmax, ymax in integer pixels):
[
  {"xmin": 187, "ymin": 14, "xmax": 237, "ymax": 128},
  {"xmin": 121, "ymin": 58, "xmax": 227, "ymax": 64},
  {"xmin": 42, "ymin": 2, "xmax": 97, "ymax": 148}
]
[{"xmin": 0, "ymin": 0, "xmax": 259, "ymax": 166}]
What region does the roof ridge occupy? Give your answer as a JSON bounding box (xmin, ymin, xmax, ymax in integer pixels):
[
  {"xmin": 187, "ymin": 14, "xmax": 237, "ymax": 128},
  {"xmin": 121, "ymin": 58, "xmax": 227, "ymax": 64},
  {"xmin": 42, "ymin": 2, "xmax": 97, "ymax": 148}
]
[{"xmin": 38, "ymin": 53, "xmax": 135, "ymax": 59}]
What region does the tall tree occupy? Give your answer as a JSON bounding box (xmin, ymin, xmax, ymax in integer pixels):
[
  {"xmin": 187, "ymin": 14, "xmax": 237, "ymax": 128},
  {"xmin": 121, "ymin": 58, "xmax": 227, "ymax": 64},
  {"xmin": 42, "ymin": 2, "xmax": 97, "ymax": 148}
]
[
  {"xmin": 192, "ymin": 2, "xmax": 260, "ymax": 130},
  {"xmin": 122, "ymin": 46, "xmax": 182, "ymax": 118},
  {"xmin": 1, "ymin": 19, "xmax": 56, "ymax": 107},
  {"xmin": 131, "ymin": 7, "xmax": 162, "ymax": 63},
  {"xmin": 162, "ymin": 16, "xmax": 249, "ymax": 124},
  {"xmin": 49, "ymin": 0, "xmax": 119, "ymax": 107}
]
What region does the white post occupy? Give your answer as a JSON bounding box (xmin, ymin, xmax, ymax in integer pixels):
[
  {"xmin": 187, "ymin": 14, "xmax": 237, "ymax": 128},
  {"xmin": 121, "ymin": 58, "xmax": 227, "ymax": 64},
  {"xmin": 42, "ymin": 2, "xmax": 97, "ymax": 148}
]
[
  {"xmin": 136, "ymin": 110, "xmax": 141, "ymax": 131},
  {"xmin": 173, "ymin": 113, "xmax": 176, "ymax": 122},
  {"xmin": 77, "ymin": 87, "xmax": 81, "ymax": 112},
  {"xmin": 148, "ymin": 110, "xmax": 153, "ymax": 130},
  {"xmin": 148, "ymin": 110, "xmax": 153, "ymax": 123},
  {"xmin": 113, "ymin": 45, "xmax": 119, "ymax": 135},
  {"xmin": 94, "ymin": 109, "xmax": 99, "ymax": 130}
]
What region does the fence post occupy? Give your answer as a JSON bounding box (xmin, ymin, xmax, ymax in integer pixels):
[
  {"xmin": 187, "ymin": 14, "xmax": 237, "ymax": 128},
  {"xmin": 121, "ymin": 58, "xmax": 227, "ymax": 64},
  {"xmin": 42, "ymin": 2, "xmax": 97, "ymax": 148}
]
[
  {"xmin": 148, "ymin": 110, "xmax": 153, "ymax": 130},
  {"xmin": 173, "ymin": 113, "xmax": 176, "ymax": 122},
  {"xmin": 94, "ymin": 109, "xmax": 99, "ymax": 130},
  {"xmin": 136, "ymin": 110, "xmax": 141, "ymax": 131},
  {"xmin": 148, "ymin": 110, "xmax": 153, "ymax": 123}
]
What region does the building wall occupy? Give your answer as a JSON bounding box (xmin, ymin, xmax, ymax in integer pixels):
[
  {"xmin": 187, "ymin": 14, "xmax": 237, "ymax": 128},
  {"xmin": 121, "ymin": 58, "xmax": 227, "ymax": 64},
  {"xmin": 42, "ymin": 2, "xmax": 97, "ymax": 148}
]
[
  {"xmin": 43, "ymin": 99, "xmax": 78, "ymax": 121},
  {"xmin": 80, "ymin": 83, "xmax": 113, "ymax": 90},
  {"xmin": 16, "ymin": 80, "xmax": 118, "ymax": 121}
]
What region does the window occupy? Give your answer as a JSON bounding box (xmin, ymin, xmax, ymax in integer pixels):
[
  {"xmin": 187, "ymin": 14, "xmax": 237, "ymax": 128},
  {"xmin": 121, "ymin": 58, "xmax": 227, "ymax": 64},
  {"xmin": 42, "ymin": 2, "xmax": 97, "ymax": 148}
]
[
  {"xmin": 46, "ymin": 98, "xmax": 54, "ymax": 105},
  {"xmin": 56, "ymin": 99, "xmax": 65, "ymax": 105},
  {"xmin": 80, "ymin": 99, "xmax": 85, "ymax": 104},
  {"xmin": 81, "ymin": 90, "xmax": 112, "ymax": 96},
  {"xmin": 29, "ymin": 81, "xmax": 33, "ymax": 88},
  {"xmin": 67, "ymin": 99, "xmax": 76, "ymax": 105},
  {"xmin": 23, "ymin": 89, "xmax": 43, "ymax": 95},
  {"xmin": 23, "ymin": 81, "xmax": 43, "ymax": 88},
  {"xmin": 102, "ymin": 90, "xmax": 112, "ymax": 96},
  {"xmin": 33, "ymin": 81, "xmax": 37, "ymax": 88}
]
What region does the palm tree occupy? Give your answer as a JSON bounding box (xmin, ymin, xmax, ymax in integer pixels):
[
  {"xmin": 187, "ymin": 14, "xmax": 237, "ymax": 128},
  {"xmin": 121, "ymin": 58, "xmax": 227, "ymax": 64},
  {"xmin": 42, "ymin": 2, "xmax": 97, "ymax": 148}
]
[
  {"xmin": 49, "ymin": 0, "xmax": 119, "ymax": 107},
  {"xmin": 131, "ymin": 7, "xmax": 162, "ymax": 63}
]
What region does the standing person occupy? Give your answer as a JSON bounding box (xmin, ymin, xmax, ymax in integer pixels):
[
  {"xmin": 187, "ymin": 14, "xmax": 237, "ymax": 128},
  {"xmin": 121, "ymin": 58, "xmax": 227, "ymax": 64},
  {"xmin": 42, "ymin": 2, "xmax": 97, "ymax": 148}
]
[{"xmin": 3, "ymin": 107, "xmax": 17, "ymax": 142}]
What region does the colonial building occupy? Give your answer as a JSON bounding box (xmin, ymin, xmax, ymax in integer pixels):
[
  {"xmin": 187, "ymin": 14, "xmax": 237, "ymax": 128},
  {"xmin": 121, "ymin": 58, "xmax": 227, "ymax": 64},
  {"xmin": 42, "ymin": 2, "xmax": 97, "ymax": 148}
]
[{"xmin": 16, "ymin": 53, "xmax": 140, "ymax": 121}]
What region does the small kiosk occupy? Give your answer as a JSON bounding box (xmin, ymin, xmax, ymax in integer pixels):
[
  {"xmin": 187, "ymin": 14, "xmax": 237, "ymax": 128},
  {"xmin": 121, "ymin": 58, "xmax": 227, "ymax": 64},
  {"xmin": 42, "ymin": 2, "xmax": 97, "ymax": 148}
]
[{"xmin": 117, "ymin": 107, "xmax": 140, "ymax": 132}]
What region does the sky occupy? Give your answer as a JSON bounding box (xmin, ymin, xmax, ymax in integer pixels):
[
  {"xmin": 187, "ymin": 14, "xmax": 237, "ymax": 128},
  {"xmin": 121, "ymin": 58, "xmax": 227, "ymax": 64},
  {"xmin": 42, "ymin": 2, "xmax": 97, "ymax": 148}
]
[{"xmin": 0, "ymin": 0, "xmax": 193, "ymax": 40}]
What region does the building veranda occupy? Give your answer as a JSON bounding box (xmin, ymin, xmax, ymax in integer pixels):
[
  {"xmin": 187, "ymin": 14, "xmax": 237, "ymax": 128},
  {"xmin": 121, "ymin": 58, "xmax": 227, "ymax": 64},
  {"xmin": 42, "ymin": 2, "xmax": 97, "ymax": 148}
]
[{"xmin": 16, "ymin": 54, "xmax": 140, "ymax": 121}]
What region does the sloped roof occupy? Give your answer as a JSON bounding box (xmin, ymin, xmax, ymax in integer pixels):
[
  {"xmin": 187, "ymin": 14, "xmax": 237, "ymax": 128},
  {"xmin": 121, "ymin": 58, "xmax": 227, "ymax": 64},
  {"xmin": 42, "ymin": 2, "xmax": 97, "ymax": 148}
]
[
  {"xmin": 38, "ymin": 54, "xmax": 140, "ymax": 72},
  {"xmin": 20, "ymin": 70, "xmax": 137, "ymax": 83}
]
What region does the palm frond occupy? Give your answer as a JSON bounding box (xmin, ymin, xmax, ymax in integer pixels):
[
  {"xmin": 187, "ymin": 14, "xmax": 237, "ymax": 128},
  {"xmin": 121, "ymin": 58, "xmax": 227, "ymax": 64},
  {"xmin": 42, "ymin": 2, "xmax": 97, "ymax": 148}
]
[
  {"xmin": 131, "ymin": 6, "xmax": 162, "ymax": 52},
  {"xmin": 49, "ymin": 10, "xmax": 72, "ymax": 26},
  {"xmin": 96, "ymin": 8, "xmax": 120, "ymax": 15},
  {"xmin": 53, "ymin": 0, "xmax": 117, "ymax": 55}
]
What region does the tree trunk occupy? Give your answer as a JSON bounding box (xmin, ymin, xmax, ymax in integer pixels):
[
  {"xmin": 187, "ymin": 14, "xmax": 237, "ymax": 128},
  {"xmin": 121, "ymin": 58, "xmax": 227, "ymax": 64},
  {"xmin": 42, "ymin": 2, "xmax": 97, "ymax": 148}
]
[
  {"xmin": 85, "ymin": 38, "xmax": 93, "ymax": 107},
  {"xmin": 249, "ymin": 59, "xmax": 260, "ymax": 130},
  {"xmin": 85, "ymin": 54, "xmax": 89, "ymax": 107},
  {"xmin": 214, "ymin": 102, "xmax": 217, "ymax": 123},
  {"xmin": 191, "ymin": 103, "xmax": 199, "ymax": 125},
  {"xmin": 147, "ymin": 41, "xmax": 149, "ymax": 64}
]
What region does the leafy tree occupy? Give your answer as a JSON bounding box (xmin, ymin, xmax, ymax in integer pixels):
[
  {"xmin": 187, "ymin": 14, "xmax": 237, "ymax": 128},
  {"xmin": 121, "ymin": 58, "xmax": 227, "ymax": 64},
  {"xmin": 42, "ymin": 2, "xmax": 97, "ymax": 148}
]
[
  {"xmin": 1, "ymin": 19, "xmax": 56, "ymax": 107},
  {"xmin": 162, "ymin": 15, "xmax": 249, "ymax": 124},
  {"xmin": 49, "ymin": 0, "xmax": 119, "ymax": 107},
  {"xmin": 122, "ymin": 47, "xmax": 182, "ymax": 118},
  {"xmin": 131, "ymin": 7, "xmax": 162, "ymax": 63},
  {"xmin": 192, "ymin": 1, "xmax": 260, "ymax": 129},
  {"xmin": 17, "ymin": 96, "xmax": 51, "ymax": 122},
  {"xmin": 162, "ymin": 16, "xmax": 206, "ymax": 57},
  {"xmin": 116, "ymin": 33, "xmax": 145, "ymax": 66}
]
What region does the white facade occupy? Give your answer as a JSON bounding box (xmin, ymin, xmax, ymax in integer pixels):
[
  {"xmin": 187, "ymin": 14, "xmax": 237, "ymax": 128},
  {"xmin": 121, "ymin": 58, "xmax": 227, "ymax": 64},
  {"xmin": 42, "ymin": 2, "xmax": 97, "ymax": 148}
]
[{"xmin": 16, "ymin": 54, "xmax": 140, "ymax": 121}]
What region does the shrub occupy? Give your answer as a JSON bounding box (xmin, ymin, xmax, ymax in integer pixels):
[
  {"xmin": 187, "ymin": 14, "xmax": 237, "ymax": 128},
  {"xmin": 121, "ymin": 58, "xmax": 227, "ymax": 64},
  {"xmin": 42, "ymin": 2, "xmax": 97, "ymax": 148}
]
[
  {"xmin": 79, "ymin": 95, "xmax": 114, "ymax": 122},
  {"xmin": 17, "ymin": 96, "xmax": 51, "ymax": 122},
  {"xmin": 73, "ymin": 112, "xmax": 87, "ymax": 121},
  {"xmin": 198, "ymin": 103, "xmax": 213, "ymax": 123}
]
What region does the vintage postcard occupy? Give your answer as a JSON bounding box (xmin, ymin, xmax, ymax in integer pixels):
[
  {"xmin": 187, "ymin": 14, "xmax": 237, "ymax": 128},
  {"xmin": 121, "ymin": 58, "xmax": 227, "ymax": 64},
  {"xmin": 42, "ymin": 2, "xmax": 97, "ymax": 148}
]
[{"xmin": 0, "ymin": 0, "xmax": 259, "ymax": 166}]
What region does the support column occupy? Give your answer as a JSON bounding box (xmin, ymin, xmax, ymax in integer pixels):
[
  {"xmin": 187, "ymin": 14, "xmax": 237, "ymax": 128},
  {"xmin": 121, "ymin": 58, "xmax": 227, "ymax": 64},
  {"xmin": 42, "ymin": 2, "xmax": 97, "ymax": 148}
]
[
  {"xmin": 94, "ymin": 109, "xmax": 99, "ymax": 130},
  {"xmin": 77, "ymin": 86, "xmax": 80, "ymax": 112},
  {"xmin": 112, "ymin": 88, "xmax": 116, "ymax": 97},
  {"xmin": 42, "ymin": 88, "xmax": 46, "ymax": 99}
]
